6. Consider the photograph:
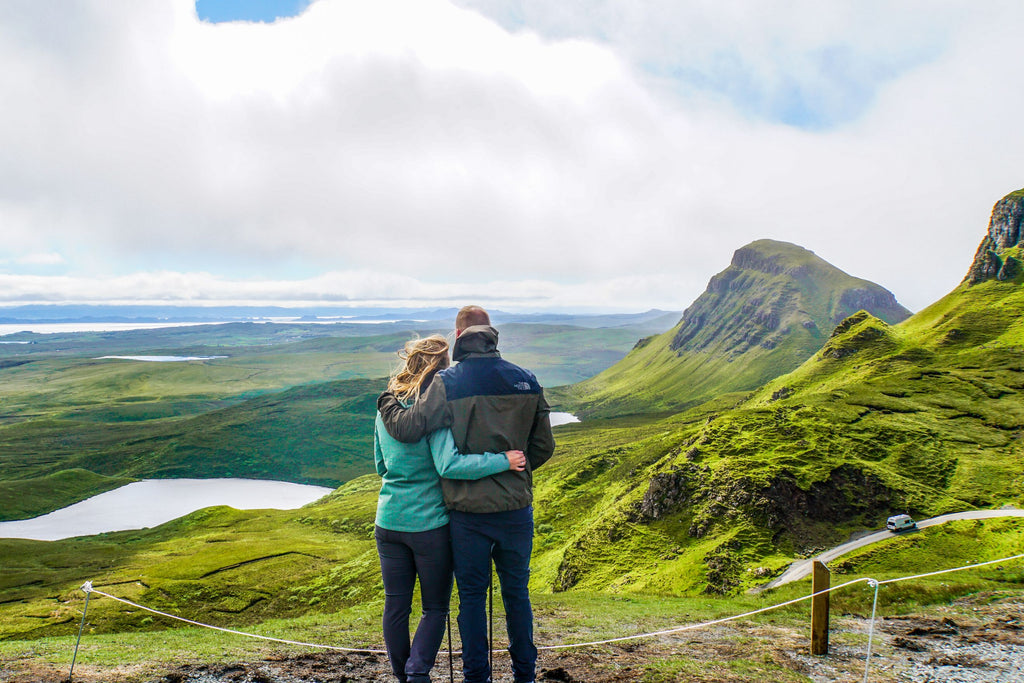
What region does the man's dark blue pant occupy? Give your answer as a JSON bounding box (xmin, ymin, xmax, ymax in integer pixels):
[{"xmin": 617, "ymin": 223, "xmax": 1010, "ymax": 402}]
[
  {"xmin": 450, "ymin": 507, "xmax": 536, "ymax": 683},
  {"xmin": 375, "ymin": 524, "xmax": 453, "ymax": 683}
]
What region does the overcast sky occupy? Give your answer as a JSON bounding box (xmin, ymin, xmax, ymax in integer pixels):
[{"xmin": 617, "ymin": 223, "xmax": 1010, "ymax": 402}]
[{"xmin": 1, "ymin": 0, "xmax": 1022, "ymax": 312}]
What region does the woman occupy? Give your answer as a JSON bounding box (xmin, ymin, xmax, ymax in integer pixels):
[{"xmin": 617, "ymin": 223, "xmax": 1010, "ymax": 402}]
[{"xmin": 374, "ymin": 335, "xmax": 525, "ymax": 683}]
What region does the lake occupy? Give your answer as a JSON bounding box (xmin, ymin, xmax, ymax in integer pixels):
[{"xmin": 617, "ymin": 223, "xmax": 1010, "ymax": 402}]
[
  {"xmin": 0, "ymin": 479, "xmax": 334, "ymax": 542},
  {"xmin": 2, "ymin": 415, "xmax": 579, "ymax": 542},
  {"xmin": 97, "ymin": 355, "xmax": 228, "ymax": 362}
]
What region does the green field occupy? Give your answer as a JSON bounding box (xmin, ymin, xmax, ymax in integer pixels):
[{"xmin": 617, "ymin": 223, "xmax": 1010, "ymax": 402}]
[
  {"xmin": 0, "ymin": 318, "xmax": 660, "ymax": 519},
  {"xmin": 1, "ymin": 495, "xmax": 1020, "ymax": 681}
]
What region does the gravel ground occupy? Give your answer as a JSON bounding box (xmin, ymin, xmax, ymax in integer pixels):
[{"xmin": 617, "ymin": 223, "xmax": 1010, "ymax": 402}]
[
  {"xmin": 884, "ymin": 603, "xmax": 1024, "ymax": 683},
  {"xmin": 5, "ymin": 594, "xmax": 1022, "ymax": 682}
]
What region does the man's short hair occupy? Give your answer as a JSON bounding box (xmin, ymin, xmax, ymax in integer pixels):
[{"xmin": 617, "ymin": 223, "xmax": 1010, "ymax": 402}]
[{"xmin": 456, "ymin": 305, "xmax": 490, "ymax": 332}]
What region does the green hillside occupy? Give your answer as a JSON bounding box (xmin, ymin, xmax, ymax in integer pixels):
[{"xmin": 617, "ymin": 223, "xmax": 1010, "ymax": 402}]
[
  {"xmin": 537, "ymin": 190, "xmax": 1024, "ymax": 594},
  {"xmin": 554, "ymin": 239, "xmax": 910, "ymax": 417},
  {"xmin": 0, "ymin": 477, "xmax": 383, "ymax": 642}
]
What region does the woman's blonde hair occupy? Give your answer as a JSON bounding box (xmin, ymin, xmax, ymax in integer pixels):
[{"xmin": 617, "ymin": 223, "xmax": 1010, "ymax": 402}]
[{"xmin": 387, "ymin": 334, "xmax": 450, "ymax": 401}]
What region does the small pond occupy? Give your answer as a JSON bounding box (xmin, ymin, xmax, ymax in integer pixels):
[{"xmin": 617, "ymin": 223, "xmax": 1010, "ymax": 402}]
[
  {"xmin": 549, "ymin": 412, "xmax": 580, "ymax": 427},
  {"xmin": 0, "ymin": 478, "xmax": 334, "ymax": 541}
]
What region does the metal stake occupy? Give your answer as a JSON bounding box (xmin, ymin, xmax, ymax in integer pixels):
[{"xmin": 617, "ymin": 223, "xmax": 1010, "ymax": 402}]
[
  {"xmin": 69, "ymin": 582, "xmax": 93, "ymax": 682},
  {"xmin": 862, "ymin": 579, "xmax": 881, "ymax": 683}
]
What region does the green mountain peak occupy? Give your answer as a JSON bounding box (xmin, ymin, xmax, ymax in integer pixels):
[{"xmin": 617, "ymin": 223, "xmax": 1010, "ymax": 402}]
[
  {"xmin": 557, "ymin": 238, "xmax": 910, "ymax": 417},
  {"xmin": 671, "ymin": 239, "xmax": 908, "ymax": 354}
]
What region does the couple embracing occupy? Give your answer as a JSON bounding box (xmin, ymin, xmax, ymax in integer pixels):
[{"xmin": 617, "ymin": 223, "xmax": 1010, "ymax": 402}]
[{"xmin": 372, "ymin": 305, "xmax": 555, "ymax": 683}]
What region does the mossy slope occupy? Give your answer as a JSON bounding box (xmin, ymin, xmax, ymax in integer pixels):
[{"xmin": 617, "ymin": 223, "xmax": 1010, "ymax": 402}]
[{"xmin": 540, "ymin": 191, "xmax": 1024, "ymax": 594}]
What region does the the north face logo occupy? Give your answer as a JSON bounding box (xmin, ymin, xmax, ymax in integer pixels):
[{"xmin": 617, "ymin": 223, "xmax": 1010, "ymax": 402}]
[{"xmin": 513, "ymin": 381, "xmax": 531, "ymax": 391}]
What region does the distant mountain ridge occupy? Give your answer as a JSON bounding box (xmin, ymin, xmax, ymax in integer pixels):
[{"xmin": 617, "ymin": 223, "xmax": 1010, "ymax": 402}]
[
  {"xmin": 555, "ymin": 239, "xmax": 911, "ymax": 417},
  {"xmin": 0, "ymin": 304, "xmax": 680, "ymax": 328}
]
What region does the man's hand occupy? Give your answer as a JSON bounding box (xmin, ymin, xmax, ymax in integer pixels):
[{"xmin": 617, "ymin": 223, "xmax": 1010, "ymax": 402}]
[
  {"xmin": 377, "ymin": 383, "xmax": 451, "ymax": 443},
  {"xmin": 505, "ymin": 450, "xmax": 526, "ymax": 471}
]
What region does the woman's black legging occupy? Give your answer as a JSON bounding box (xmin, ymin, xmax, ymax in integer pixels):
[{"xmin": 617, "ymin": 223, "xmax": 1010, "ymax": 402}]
[{"xmin": 375, "ymin": 523, "xmax": 454, "ymax": 683}]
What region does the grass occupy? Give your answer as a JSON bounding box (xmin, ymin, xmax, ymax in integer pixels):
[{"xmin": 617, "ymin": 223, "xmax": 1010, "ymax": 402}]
[
  {"xmin": 2, "ymin": 521, "xmax": 1021, "ymax": 681},
  {"xmin": 0, "ymin": 319, "xmax": 657, "ymax": 519},
  {"xmin": 0, "ymin": 469, "xmax": 134, "ymax": 522}
]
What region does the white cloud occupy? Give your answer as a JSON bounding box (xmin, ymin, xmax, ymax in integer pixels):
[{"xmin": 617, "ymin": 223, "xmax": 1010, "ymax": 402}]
[
  {"xmin": 0, "ymin": 0, "xmax": 1022, "ymax": 313},
  {"xmin": 15, "ymin": 252, "xmax": 65, "ymax": 266}
]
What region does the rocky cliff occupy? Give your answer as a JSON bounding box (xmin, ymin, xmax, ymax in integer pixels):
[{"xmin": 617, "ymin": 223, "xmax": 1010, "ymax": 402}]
[{"xmin": 965, "ymin": 188, "xmax": 1024, "ymax": 283}]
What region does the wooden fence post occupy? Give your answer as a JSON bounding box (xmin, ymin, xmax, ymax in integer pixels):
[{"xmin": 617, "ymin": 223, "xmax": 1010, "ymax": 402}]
[{"xmin": 810, "ymin": 560, "xmax": 830, "ymax": 655}]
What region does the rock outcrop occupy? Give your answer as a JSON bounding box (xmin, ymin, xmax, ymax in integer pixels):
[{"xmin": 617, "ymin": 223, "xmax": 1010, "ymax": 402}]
[{"xmin": 966, "ymin": 189, "xmax": 1024, "ymax": 284}]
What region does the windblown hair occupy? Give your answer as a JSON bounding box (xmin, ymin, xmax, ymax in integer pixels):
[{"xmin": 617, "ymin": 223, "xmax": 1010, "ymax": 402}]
[{"xmin": 387, "ymin": 335, "xmax": 450, "ymax": 401}]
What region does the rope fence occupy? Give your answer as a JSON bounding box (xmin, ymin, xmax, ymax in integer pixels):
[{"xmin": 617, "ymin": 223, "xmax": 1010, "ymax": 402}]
[
  {"xmin": 80, "ymin": 582, "xmax": 387, "ymax": 654},
  {"xmin": 68, "ymin": 551, "xmax": 1024, "ymax": 681}
]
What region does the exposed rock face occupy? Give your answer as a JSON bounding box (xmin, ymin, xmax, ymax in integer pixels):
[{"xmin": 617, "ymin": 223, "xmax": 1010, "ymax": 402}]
[
  {"xmin": 676, "ymin": 464, "xmax": 900, "ymax": 555},
  {"xmin": 966, "ymin": 189, "xmax": 1024, "ymax": 284},
  {"xmin": 749, "ymin": 465, "xmax": 898, "ymax": 531},
  {"xmin": 639, "ymin": 466, "xmax": 707, "ymax": 520},
  {"xmin": 837, "ymin": 288, "xmax": 904, "ymax": 322}
]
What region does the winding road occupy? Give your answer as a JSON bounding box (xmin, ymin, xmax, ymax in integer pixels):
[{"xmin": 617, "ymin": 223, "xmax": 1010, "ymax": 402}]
[{"xmin": 754, "ymin": 507, "xmax": 1024, "ymax": 592}]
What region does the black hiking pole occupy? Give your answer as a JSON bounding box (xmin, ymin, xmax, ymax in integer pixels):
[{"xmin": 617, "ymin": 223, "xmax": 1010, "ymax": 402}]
[
  {"xmin": 447, "ymin": 610, "xmax": 455, "ymax": 683},
  {"xmin": 488, "ymin": 563, "xmax": 494, "ymax": 678}
]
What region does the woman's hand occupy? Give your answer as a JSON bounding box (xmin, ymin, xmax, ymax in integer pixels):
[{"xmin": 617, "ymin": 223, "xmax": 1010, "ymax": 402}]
[{"xmin": 505, "ymin": 450, "xmax": 526, "ymax": 471}]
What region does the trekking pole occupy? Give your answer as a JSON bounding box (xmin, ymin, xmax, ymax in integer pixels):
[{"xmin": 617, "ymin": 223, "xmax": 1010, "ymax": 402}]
[
  {"xmin": 488, "ymin": 563, "xmax": 494, "ymax": 677},
  {"xmin": 447, "ymin": 610, "xmax": 455, "ymax": 683}
]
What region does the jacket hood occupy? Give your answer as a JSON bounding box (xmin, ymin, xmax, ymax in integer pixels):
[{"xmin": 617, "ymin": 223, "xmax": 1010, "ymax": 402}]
[{"xmin": 452, "ymin": 325, "xmax": 499, "ymax": 362}]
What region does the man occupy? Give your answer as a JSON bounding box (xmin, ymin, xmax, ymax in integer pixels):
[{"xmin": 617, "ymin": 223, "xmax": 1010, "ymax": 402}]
[{"xmin": 376, "ymin": 305, "xmax": 555, "ymax": 683}]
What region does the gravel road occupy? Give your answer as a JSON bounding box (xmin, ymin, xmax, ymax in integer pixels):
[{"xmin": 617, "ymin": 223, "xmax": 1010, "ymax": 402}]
[{"xmin": 757, "ymin": 507, "xmax": 1024, "ymax": 592}]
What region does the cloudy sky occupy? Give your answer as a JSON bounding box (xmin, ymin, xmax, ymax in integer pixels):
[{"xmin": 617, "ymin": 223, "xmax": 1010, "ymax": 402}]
[{"xmin": 1, "ymin": 0, "xmax": 1022, "ymax": 312}]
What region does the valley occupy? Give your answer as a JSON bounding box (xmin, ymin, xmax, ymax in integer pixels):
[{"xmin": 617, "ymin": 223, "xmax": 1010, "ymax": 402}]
[{"xmin": 2, "ymin": 191, "xmax": 1024, "ymax": 681}]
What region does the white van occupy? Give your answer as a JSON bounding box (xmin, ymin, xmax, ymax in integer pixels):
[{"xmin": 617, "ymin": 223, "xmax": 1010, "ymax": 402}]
[{"xmin": 886, "ymin": 514, "xmax": 916, "ymax": 532}]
